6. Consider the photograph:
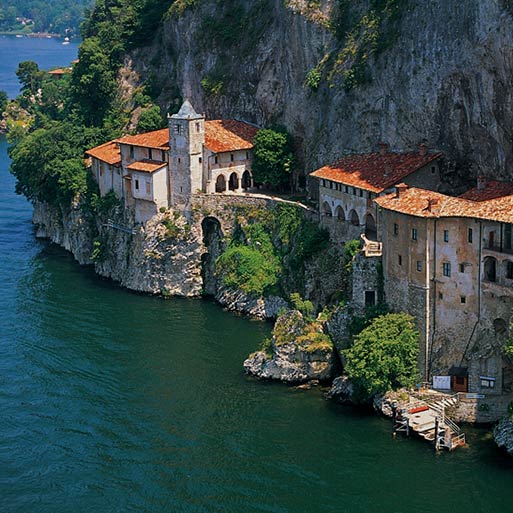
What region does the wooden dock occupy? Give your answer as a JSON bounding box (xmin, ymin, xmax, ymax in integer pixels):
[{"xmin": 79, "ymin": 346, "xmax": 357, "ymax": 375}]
[{"xmin": 393, "ymin": 395, "xmax": 466, "ymax": 451}]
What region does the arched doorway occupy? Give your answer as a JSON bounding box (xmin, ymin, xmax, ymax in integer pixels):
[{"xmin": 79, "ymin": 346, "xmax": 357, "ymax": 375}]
[
  {"xmin": 215, "ymin": 174, "xmax": 226, "ymax": 193},
  {"xmin": 335, "ymin": 206, "xmax": 345, "ymax": 221},
  {"xmin": 242, "ymin": 170, "xmax": 252, "ymax": 190},
  {"xmin": 365, "ymin": 213, "xmax": 377, "ymax": 239},
  {"xmin": 322, "ymin": 202, "xmax": 332, "ymax": 217},
  {"xmin": 349, "ymin": 209, "xmax": 359, "ymax": 226},
  {"xmin": 229, "ymin": 172, "xmax": 238, "ymax": 191},
  {"xmin": 484, "ymin": 256, "xmax": 497, "ymax": 282}
]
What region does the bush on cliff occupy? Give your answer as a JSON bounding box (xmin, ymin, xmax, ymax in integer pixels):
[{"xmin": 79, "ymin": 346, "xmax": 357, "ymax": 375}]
[{"xmin": 343, "ymin": 313, "xmax": 419, "ymax": 401}]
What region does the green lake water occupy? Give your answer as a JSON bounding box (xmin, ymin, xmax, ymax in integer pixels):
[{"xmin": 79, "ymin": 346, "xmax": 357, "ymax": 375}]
[{"xmin": 1, "ymin": 37, "xmax": 513, "ymax": 513}]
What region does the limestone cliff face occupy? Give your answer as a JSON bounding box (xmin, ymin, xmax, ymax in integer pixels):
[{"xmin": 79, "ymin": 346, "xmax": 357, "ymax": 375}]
[{"xmin": 130, "ymin": 0, "xmax": 513, "ymax": 186}]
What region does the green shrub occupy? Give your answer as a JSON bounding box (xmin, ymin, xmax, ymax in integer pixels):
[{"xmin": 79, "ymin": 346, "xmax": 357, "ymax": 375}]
[
  {"xmin": 305, "ymin": 67, "xmax": 322, "ymax": 91},
  {"xmin": 162, "ymin": 219, "xmax": 180, "ymax": 239},
  {"xmin": 290, "ymin": 292, "xmax": 314, "ymax": 320},
  {"xmin": 343, "ymin": 312, "xmax": 419, "ymax": 401},
  {"xmin": 91, "ymin": 239, "xmax": 104, "ymax": 262}
]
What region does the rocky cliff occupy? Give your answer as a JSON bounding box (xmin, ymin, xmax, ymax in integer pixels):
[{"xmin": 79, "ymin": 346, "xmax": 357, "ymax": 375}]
[{"xmin": 127, "ymin": 0, "xmax": 513, "ymax": 188}]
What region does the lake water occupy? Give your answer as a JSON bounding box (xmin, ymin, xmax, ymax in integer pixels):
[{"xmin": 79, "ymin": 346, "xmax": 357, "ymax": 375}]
[{"xmin": 2, "ymin": 36, "xmax": 513, "ymax": 513}]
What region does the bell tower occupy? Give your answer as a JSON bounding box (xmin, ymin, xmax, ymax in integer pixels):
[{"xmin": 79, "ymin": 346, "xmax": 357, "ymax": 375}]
[{"xmin": 169, "ymin": 100, "xmax": 205, "ymax": 208}]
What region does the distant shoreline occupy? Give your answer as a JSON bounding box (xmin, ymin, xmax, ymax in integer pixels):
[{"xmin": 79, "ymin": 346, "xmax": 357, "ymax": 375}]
[{"xmin": 0, "ymin": 32, "xmax": 72, "ymax": 39}]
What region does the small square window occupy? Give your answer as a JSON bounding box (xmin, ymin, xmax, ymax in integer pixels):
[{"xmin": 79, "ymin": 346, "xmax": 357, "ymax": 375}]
[
  {"xmin": 393, "ymin": 223, "xmax": 398, "ymax": 236},
  {"xmin": 199, "ymin": 157, "xmax": 202, "ymax": 164},
  {"xmin": 443, "ymin": 230, "xmax": 449, "ymax": 242},
  {"xmin": 230, "ymin": 154, "xmax": 234, "ymax": 162},
  {"xmin": 439, "ymin": 292, "xmax": 443, "ymax": 300},
  {"xmin": 431, "ymin": 166, "xmax": 436, "ymax": 174},
  {"xmin": 443, "ymin": 262, "xmax": 451, "ymax": 277},
  {"xmin": 398, "ymin": 255, "xmax": 402, "ymax": 266},
  {"xmin": 359, "ymin": 190, "xmax": 364, "ymax": 197},
  {"xmin": 460, "ymin": 296, "xmax": 466, "ymax": 304},
  {"xmin": 353, "ymin": 188, "xmax": 357, "ymax": 196},
  {"xmin": 468, "ymin": 228, "xmax": 473, "ymax": 243},
  {"xmin": 345, "ymin": 186, "xmax": 349, "ymax": 193},
  {"xmin": 416, "ymin": 261, "xmax": 422, "ymax": 272},
  {"xmin": 459, "ymin": 264, "xmax": 465, "ymax": 273},
  {"xmin": 214, "ymin": 156, "xmax": 218, "ymax": 164},
  {"xmin": 412, "ymin": 228, "xmax": 418, "ymax": 241}
]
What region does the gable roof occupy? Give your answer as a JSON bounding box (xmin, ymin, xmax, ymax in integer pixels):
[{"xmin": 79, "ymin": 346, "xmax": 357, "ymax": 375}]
[
  {"xmin": 204, "ymin": 119, "xmax": 259, "ymax": 153},
  {"xmin": 126, "ymin": 159, "xmax": 167, "ymax": 174},
  {"xmin": 310, "ymin": 151, "xmax": 442, "ymax": 193},
  {"xmin": 375, "ymin": 185, "xmax": 513, "ymax": 224},
  {"xmin": 459, "ymin": 180, "xmax": 513, "ymax": 202},
  {"xmin": 85, "ymin": 141, "xmax": 121, "ymax": 167},
  {"xmin": 117, "ymin": 129, "xmax": 170, "ymax": 150}
]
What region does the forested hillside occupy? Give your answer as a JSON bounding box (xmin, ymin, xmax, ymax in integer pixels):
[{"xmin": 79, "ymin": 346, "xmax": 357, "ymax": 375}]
[{"xmin": 0, "ymin": 0, "xmax": 94, "ymax": 35}]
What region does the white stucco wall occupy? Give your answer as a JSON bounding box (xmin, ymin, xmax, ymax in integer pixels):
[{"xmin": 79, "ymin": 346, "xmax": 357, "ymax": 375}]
[{"xmin": 131, "ymin": 167, "xmax": 168, "ymax": 208}]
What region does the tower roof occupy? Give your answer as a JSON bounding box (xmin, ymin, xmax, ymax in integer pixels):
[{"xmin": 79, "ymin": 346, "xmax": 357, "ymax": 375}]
[{"xmin": 171, "ymin": 99, "xmax": 203, "ymax": 119}]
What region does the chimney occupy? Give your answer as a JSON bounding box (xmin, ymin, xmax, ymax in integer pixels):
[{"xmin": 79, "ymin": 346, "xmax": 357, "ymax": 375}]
[
  {"xmin": 477, "ymin": 175, "xmax": 487, "ymax": 191},
  {"xmin": 419, "ymin": 143, "xmax": 428, "ymax": 157},
  {"xmin": 378, "ymin": 142, "xmax": 389, "ymax": 156},
  {"xmin": 395, "ymin": 183, "xmax": 409, "ymax": 198}
]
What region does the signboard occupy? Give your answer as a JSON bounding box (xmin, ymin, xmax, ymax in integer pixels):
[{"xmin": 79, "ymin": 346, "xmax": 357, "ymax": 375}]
[{"xmin": 432, "ymin": 376, "xmax": 451, "ymax": 390}]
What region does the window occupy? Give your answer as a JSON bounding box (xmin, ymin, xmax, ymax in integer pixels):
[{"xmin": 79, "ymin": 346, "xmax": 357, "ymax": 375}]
[
  {"xmin": 443, "ymin": 230, "xmax": 449, "ymax": 242},
  {"xmin": 507, "ymin": 261, "xmax": 513, "ymax": 279},
  {"xmin": 215, "ymin": 156, "xmax": 218, "ymax": 164},
  {"xmin": 412, "ymin": 228, "xmax": 418, "ymax": 241},
  {"xmin": 196, "ymin": 122, "xmax": 201, "ymax": 133},
  {"xmin": 148, "ymin": 148, "xmax": 153, "ymax": 160},
  {"xmin": 353, "ymin": 188, "xmax": 357, "ymax": 196},
  {"xmin": 398, "ymin": 255, "xmax": 402, "ymax": 266},
  {"xmin": 365, "ymin": 291, "xmax": 376, "ymax": 307},
  {"xmin": 431, "ymin": 166, "xmax": 436, "ymax": 174},
  {"xmin": 230, "ymin": 153, "xmax": 234, "ymax": 162},
  {"xmin": 330, "ymin": 181, "xmax": 333, "ymax": 189},
  {"xmin": 345, "ymin": 185, "xmax": 349, "ymax": 193},
  {"xmin": 174, "ymin": 124, "xmax": 181, "ymax": 134},
  {"xmin": 129, "ymin": 146, "xmax": 134, "ymax": 159},
  {"xmin": 178, "ymin": 158, "xmax": 181, "ymax": 164},
  {"xmin": 393, "ymin": 223, "xmax": 398, "ymax": 236},
  {"xmin": 416, "ymin": 261, "xmax": 422, "ymax": 272},
  {"xmin": 443, "ymin": 262, "xmax": 451, "ymax": 277},
  {"xmin": 135, "ymin": 179, "xmax": 139, "ymax": 191},
  {"xmin": 506, "ymin": 224, "xmax": 512, "ymax": 250},
  {"xmin": 455, "ymin": 376, "xmax": 465, "ymax": 385},
  {"xmin": 162, "ymin": 150, "xmax": 166, "ymax": 161},
  {"xmin": 145, "ymin": 181, "xmax": 151, "ymax": 195},
  {"xmin": 199, "ymin": 157, "xmax": 202, "ymax": 164},
  {"xmin": 438, "ymin": 292, "xmax": 443, "ymax": 300},
  {"xmin": 359, "ymin": 189, "xmax": 364, "ymax": 197},
  {"xmin": 460, "ymin": 296, "xmax": 466, "ymax": 304},
  {"xmin": 459, "ymin": 263, "xmax": 465, "ymax": 273},
  {"xmin": 246, "ymin": 151, "xmax": 249, "ymax": 159},
  {"xmin": 468, "ymin": 228, "xmax": 473, "ymax": 243}
]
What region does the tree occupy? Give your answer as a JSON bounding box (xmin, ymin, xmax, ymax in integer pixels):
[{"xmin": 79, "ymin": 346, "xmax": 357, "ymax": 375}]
[
  {"xmin": 16, "ymin": 61, "xmax": 44, "ymax": 94},
  {"xmin": 343, "ymin": 313, "xmax": 420, "ymax": 401},
  {"xmin": 252, "ymin": 127, "xmax": 294, "ymax": 188},
  {"xmin": 0, "ymin": 90, "xmax": 7, "ymax": 114},
  {"xmin": 136, "ymin": 104, "xmax": 164, "ymax": 133}
]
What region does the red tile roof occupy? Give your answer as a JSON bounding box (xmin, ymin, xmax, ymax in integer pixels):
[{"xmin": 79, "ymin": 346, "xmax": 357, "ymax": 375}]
[
  {"xmin": 117, "ymin": 129, "xmax": 170, "ymax": 150},
  {"xmin": 204, "ymin": 119, "xmax": 258, "ymax": 153},
  {"xmin": 459, "ymin": 180, "xmax": 513, "ymax": 202},
  {"xmin": 310, "ymin": 151, "xmax": 442, "ymax": 193},
  {"xmin": 126, "ymin": 159, "xmax": 167, "ymax": 174},
  {"xmin": 85, "ymin": 141, "xmax": 121, "ymax": 166},
  {"xmin": 376, "ymin": 185, "xmax": 513, "ymax": 224},
  {"xmin": 114, "ymin": 120, "xmax": 258, "ymax": 153},
  {"xmin": 48, "ymin": 68, "xmax": 70, "ymax": 75}
]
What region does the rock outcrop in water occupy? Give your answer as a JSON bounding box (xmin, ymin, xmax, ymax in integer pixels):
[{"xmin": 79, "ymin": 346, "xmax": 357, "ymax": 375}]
[
  {"xmin": 244, "ymin": 310, "xmax": 337, "ymax": 383},
  {"xmin": 494, "ymin": 417, "xmax": 513, "ymax": 456}
]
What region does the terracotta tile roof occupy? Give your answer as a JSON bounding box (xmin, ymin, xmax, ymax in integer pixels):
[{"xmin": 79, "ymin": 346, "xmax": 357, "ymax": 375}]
[
  {"xmin": 117, "ymin": 129, "xmax": 170, "ymax": 150},
  {"xmin": 310, "ymin": 151, "xmax": 442, "ymax": 193},
  {"xmin": 375, "ymin": 185, "xmax": 513, "ymax": 224},
  {"xmin": 459, "ymin": 180, "xmax": 513, "ymax": 202},
  {"xmin": 85, "ymin": 141, "xmax": 121, "ymax": 167},
  {"xmin": 48, "ymin": 68, "xmax": 70, "ymax": 75},
  {"xmin": 126, "ymin": 159, "xmax": 167, "ymax": 174},
  {"xmin": 204, "ymin": 119, "xmax": 258, "ymax": 153}
]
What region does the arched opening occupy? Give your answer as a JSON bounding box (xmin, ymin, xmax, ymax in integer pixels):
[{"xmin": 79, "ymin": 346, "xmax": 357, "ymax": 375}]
[
  {"xmin": 322, "ymin": 202, "xmax": 332, "ymax": 217},
  {"xmin": 229, "ymin": 172, "xmax": 239, "ymax": 191},
  {"xmin": 242, "ymin": 170, "xmax": 252, "ymax": 190},
  {"xmin": 484, "ymin": 256, "xmax": 497, "ymax": 282},
  {"xmin": 335, "ymin": 205, "xmax": 345, "ymax": 221},
  {"xmin": 365, "ymin": 213, "xmax": 377, "ymax": 239},
  {"xmin": 349, "ymin": 209, "xmax": 360, "ymax": 226},
  {"xmin": 505, "ymin": 260, "xmax": 513, "ymax": 280},
  {"xmin": 215, "ymin": 174, "xmax": 226, "ymax": 193}
]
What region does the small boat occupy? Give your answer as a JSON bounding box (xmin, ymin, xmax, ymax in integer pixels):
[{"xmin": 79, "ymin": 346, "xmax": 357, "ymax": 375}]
[
  {"xmin": 16, "ymin": 34, "xmax": 23, "ymax": 38},
  {"xmin": 62, "ymin": 36, "xmax": 70, "ymax": 45}
]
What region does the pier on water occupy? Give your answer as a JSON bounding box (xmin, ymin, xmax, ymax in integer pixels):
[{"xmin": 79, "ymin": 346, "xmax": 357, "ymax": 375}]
[{"xmin": 393, "ymin": 394, "xmax": 466, "ymax": 451}]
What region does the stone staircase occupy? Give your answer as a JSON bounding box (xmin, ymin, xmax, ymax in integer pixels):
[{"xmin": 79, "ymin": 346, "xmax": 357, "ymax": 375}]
[
  {"xmin": 393, "ymin": 395, "xmax": 465, "ymax": 451},
  {"xmin": 360, "ymin": 234, "xmax": 382, "ymax": 257}
]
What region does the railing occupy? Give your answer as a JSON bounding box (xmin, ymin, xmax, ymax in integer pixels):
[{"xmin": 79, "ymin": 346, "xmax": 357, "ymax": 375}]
[{"xmin": 104, "ymin": 219, "xmax": 137, "ymax": 235}]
